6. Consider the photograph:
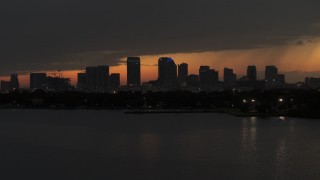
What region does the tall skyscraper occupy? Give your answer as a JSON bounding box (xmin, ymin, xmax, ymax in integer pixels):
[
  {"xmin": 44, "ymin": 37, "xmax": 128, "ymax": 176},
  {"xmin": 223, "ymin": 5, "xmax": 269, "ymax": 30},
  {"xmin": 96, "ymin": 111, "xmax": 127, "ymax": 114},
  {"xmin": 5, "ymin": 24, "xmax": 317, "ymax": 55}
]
[
  {"xmin": 30, "ymin": 73, "xmax": 47, "ymax": 90},
  {"xmin": 247, "ymin": 66, "xmax": 257, "ymax": 81},
  {"xmin": 178, "ymin": 63, "xmax": 188, "ymax": 84},
  {"xmin": 158, "ymin": 57, "xmax": 177, "ymax": 88},
  {"xmin": 224, "ymin": 68, "xmax": 237, "ymax": 89},
  {"xmin": 10, "ymin": 73, "xmax": 19, "ymax": 90},
  {"xmin": 127, "ymin": 57, "xmax": 141, "ymax": 86}
]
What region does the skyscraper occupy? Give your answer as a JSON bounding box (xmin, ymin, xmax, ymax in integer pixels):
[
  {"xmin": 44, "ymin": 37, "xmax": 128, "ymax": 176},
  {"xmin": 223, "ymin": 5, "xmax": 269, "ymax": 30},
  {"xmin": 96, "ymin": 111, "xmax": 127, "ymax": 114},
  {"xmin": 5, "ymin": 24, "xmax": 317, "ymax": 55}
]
[
  {"xmin": 10, "ymin": 73, "xmax": 19, "ymax": 90},
  {"xmin": 178, "ymin": 63, "xmax": 188, "ymax": 84},
  {"xmin": 127, "ymin": 57, "xmax": 141, "ymax": 86},
  {"xmin": 30, "ymin": 73, "xmax": 47, "ymax": 90},
  {"xmin": 247, "ymin": 66, "xmax": 257, "ymax": 81},
  {"xmin": 224, "ymin": 68, "xmax": 237, "ymax": 89},
  {"xmin": 158, "ymin": 57, "xmax": 177, "ymax": 88}
]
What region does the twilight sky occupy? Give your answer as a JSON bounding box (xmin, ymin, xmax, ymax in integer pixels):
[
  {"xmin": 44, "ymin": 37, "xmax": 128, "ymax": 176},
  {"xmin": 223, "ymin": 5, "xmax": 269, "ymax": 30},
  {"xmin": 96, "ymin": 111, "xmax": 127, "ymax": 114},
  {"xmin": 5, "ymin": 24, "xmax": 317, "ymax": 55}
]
[{"xmin": 2, "ymin": 0, "xmax": 320, "ymax": 87}]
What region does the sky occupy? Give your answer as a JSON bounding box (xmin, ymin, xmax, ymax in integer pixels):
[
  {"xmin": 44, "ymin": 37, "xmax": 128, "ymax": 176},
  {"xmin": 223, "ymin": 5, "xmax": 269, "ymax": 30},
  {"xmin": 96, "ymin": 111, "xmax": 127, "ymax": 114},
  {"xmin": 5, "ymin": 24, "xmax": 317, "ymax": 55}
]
[{"xmin": 1, "ymin": 0, "xmax": 320, "ymax": 87}]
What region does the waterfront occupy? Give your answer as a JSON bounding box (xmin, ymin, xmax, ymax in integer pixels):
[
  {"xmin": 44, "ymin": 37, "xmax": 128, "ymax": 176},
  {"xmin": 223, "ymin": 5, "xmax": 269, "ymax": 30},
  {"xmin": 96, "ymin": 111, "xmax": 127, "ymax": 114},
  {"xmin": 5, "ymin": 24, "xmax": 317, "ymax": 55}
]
[{"xmin": 0, "ymin": 110, "xmax": 320, "ymax": 179}]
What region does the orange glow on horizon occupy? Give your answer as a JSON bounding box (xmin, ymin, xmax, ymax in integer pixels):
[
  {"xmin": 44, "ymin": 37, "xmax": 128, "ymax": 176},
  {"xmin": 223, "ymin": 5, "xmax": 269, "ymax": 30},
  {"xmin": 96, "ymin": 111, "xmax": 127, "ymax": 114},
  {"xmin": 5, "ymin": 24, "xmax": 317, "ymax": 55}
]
[{"xmin": 2, "ymin": 41, "xmax": 320, "ymax": 88}]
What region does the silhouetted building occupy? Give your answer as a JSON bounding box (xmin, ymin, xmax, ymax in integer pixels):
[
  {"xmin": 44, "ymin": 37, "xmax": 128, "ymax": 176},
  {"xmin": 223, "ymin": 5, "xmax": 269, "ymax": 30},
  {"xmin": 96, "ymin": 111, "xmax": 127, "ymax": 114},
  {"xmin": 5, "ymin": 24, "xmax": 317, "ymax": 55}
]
[
  {"xmin": 86, "ymin": 67, "xmax": 98, "ymax": 90},
  {"xmin": 86, "ymin": 66, "xmax": 109, "ymax": 91},
  {"xmin": 305, "ymin": 77, "xmax": 320, "ymax": 89},
  {"xmin": 47, "ymin": 76, "xmax": 71, "ymax": 91},
  {"xmin": 199, "ymin": 66, "xmax": 210, "ymax": 88},
  {"xmin": 265, "ymin": 65, "xmax": 278, "ymax": 83},
  {"xmin": 224, "ymin": 68, "xmax": 236, "ymax": 89},
  {"xmin": 178, "ymin": 63, "xmax": 188, "ymax": 84},
  {"xmin": 127, "ymin": 57, "xmax": 141, "ymax": 86},
  {"xmin": 199, "ymin": 66, "xmax": 219, "ymax": 90},
  {"xmin": 265, "ymin": 65, "xmax": 286, "ymax": 88},
  {"xmin": 109, "ymin": 73, "xmax": 120, "ymax": 89},
  {"xmin": 247, "ymin": 66, "xmax": 257, "ymax": 81},
  {"xmin": 210, "ymin": 69, "xmax": 219, "ymax": 85},
  {"xmin": 10, "ymin": 74, "xmax": 19, "ymax": 90},
  {"xmin": 30, "ymin": 73, "xmax": 47, "ymax": 90},
  {"xmin": 158, "ymin": 57, "xmax": 178, "ymax": 88},
  {"xmin": 97, "ymin": 66, "xmax": 109, "ymax": 89},
  {"xmin": 1, "ymin": 81, "xmax": 11, "ymax": 93},
  {"xmin": 77, "ymin": 73, "xmax": 87, "ymax": 90},
  {"xmin": 277, "ymin": 74, "xmax": 285, "ymax": 84},
  {"xmin": 187, "ymin": 74, "xmax": 200, "ymax": 87}
]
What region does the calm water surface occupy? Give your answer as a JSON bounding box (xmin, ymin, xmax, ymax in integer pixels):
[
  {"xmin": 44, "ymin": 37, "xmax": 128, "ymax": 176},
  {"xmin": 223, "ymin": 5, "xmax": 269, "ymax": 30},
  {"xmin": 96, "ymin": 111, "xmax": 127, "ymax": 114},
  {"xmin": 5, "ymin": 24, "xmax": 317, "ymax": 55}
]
[{"xmin": 0, "ymin": 110, "xmax": 320, "ymax": 179}]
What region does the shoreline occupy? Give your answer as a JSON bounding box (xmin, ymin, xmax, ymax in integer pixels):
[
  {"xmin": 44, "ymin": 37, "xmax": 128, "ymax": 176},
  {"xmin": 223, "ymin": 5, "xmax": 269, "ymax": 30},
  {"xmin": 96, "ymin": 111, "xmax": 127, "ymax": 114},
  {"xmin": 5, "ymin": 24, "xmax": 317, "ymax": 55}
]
[{"xmin": 1, "ymin": 107, "xmax": 318, "ymax": 119}]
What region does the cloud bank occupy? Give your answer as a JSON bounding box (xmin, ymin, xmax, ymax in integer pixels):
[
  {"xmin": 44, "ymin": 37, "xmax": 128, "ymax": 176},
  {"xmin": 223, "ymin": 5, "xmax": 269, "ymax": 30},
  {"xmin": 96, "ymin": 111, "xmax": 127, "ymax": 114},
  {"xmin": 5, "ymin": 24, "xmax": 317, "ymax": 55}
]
[{"xmin": 1, "ymin": 0, "xmax": 320, "ymax": 74}]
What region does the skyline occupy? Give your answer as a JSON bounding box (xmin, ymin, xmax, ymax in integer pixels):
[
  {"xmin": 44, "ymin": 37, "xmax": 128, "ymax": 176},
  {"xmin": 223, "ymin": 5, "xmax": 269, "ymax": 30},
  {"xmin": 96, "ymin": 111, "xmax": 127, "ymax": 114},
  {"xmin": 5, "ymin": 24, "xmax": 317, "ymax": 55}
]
[{"xmin": 2, "ymin": 49, "xmax": 320, "ymax": 88}]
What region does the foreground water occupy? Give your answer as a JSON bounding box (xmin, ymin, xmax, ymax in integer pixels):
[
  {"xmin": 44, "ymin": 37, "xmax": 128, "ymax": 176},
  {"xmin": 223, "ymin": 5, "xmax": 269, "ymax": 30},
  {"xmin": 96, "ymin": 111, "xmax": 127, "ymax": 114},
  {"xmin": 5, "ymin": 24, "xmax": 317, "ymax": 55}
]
[{"xmin": 0, "ymin": 110, "xmax": 320, "ymax": 179}]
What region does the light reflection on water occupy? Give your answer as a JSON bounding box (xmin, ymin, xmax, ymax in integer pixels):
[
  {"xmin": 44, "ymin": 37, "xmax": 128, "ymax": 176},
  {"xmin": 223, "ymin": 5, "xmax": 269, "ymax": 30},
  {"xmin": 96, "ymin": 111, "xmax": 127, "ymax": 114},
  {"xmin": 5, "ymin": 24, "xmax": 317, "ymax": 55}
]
[
  {"xmin": 241, "ymin": 117, "xmax": 257, "ymax": 155},
  {"xmin": 0, "ymin": 110, "xmax": 319, "ymax": 179}
]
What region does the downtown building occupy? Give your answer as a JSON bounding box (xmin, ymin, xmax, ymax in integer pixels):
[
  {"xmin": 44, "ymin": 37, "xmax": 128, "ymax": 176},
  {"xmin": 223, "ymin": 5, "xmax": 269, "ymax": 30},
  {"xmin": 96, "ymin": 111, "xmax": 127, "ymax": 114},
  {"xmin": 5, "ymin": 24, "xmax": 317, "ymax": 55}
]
[
  {"xmin": 199, "ymin": 66, "xmax": 219, "ymax": 90},
  {"xmin": 46, "ymin": 76, "xmax": 71, "ymax": 91},
  {"xmin": 85, "ymin": 66, "xmax": 109, "ymax": 91},
  {"xmin": 247, "ymin": 66, "xmax": 257, "ymax": 81},
  {"xmin": 30, "ymin": 72, "xmax": 71, "ymax": 91},
  {"xmin": 265, "ymin": 65, "xmax": 286, "ymax": 89},
  {"xmin": 158, "ymin": 57, "xmax": 178, "ymax": 89},
  {"xmin": 109, "ymin": 73, "xmax": 120, "ymax": 91},
  {"xmin": 30, "ymin": 73, "xmax": 47, "ymax": 90},
  {"xmin": 1, "ymin": 73, "xmax": 20, "ymax": 92},
  {"xmin": 1, "ymin": 80, "xmax": 11, "ymax": 93},
  {"xmin": 127, "ymin": 57, "xmax": 141, "ymax": 86},
  {"xmin": 224, "ymin": 68, "xmax": 237, "ymax": 89},
  {"xmin": 305, "ymin": 77, "xmax": 320, "ymax": 89},
  {"xmin": 178, "ymin": 63, "xmax": 188, "ymax": 85},
  {"xmin": 77, "ymin": 73, "xmax": 87, "ymax": 91}
]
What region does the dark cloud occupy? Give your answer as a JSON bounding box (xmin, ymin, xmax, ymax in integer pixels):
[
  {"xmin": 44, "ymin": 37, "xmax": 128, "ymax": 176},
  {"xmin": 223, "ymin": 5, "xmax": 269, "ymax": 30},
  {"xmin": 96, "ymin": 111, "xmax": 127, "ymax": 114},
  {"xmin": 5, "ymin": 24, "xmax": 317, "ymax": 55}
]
[{"xmin": 1, "ymin": 0, "xmax": 320, "ymax": 75}]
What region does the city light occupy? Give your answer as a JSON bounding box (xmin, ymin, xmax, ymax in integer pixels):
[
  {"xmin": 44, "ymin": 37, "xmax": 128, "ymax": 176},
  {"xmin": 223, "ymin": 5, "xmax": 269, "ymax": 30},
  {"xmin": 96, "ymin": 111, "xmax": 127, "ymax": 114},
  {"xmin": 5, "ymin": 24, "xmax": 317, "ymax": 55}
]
[{"xmin": 279, "ymin": 98, "xmax": 284, "ymax": 102}]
